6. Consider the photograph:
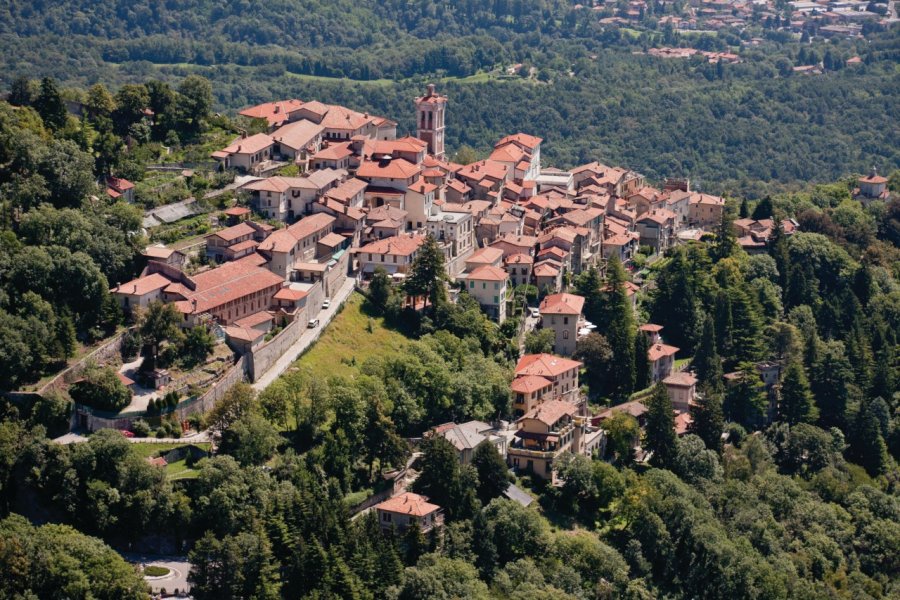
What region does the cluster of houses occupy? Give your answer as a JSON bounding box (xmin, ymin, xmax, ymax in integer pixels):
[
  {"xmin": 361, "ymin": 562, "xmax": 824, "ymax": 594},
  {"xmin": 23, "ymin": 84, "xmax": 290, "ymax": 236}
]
[{"xmin": 578, "ymin": 0, "xmax": 894, "ymax": 40}]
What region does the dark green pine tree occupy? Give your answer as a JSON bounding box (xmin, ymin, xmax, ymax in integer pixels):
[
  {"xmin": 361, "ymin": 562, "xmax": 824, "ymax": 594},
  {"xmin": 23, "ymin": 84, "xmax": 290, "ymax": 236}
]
[
  {"xmin": 412, "ymin": 436, "xmax": 462, "ymax": 519},
  {"xmin": 404, "ymin": 234, "xmax": 448, "ymax": 316},
  {"xmin": 472, "ymin": 441, "xmax": 509, "ymax": 505},
  {"xmin": 850, "ymin": 399, "xmax": 890, "ymax": 476},
  {"xmin": 777, "ymin": 360, "xmax": 817, "ymax": 425},
  {"xmin": 645, "ymin": 383, "xmax": 677, "ymax": 469},
  {"xmin": 852, "ymin": 264, "xmax": 873, "ymax": 308},
  {"xmin": 713, "ymin": 291, "xmax": 734, "ymax": 361},
  {"xmin": 751, "ymin": 195, "xmax": 774, "ymax": 220},
  {"xmin": 689, "ymin": 385, "xmax": 725, "ymax": 453},
  {"xmin": 811, "ymin": 341, "xmax": 853, "ymax": 429},
  {"xmin": 725, "ymin": 363, "xmax": 767, "ymax": 428},
  {"xmin": 403, "ymin": 522, "xmax": 426, "ymax": 566},
  {"xmin": 650, "ymin": 249, "xmax": 703, "ymax": 354},
  {"xmin": 739, "ymin": 198, "xmax": 750, "ymax": 218},
  {"xmin": 574, "ymin": 266, "xmax": 603, "ymax": 324},
  {"xmin": 768, "ymin": 219, "xmax": 791, "ymax": 302},
  {"xmin": 693, "ymin": 315, "xmax": 724, "ymax": 391},
  {"xmin": 634, "ymin": 330, "xmax": 652, "ymax": 391},
  {"xmin": 710, "ymin": 209, "xmax": 738, "ymax": 262},
  {"xmin": 845, "ymin": 318, "xmax": 873, "ymax": 390},
  {"xmin": 472, "ymin": 509, "xmax": 498, "ymax": 580},
  {"xmin": 601, "ymin": 255, "xmax": 636, "ymax": 400},
  {"xmin": 728, "ymin": 286, "xmax": 765, "ymax": 367},
  {"xmin": 34, "ymin": 77, "xmax": 68, "ymax": 131}
]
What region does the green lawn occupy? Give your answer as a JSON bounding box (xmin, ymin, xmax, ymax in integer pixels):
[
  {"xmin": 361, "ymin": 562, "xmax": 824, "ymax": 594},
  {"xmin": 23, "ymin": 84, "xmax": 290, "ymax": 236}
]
[
  {"xmin": 130, "ymin": 442, "xmax": 210, "ymax": 479},
  {"xmin": 294, "ymin": 292, "xmax": 409, "ymax": 379}
]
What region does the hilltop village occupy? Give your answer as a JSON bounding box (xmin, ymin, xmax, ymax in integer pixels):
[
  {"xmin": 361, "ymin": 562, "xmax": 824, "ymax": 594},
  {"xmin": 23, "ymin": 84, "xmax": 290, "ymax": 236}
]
[{"xmin": 99, "ymin": 83, "xmax": 886, "ymax": 492}]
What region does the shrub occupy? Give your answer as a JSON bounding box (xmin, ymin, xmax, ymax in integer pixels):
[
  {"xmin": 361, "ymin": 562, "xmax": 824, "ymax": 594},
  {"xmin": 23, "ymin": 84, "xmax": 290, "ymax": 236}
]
[
  {"xmin": 131, "ymin": 419, "xmax": 151, "ymax": 437},
  {"xmin": 68, "ymin": 364, "xmax": 131, "ymax": 412}
]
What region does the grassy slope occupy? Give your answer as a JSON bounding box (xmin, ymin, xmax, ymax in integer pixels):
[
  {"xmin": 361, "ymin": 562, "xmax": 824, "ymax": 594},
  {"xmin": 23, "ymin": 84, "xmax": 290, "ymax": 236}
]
[{"xmin": 294, "ymin": 292, "xmax": 409, "ymax": 379}]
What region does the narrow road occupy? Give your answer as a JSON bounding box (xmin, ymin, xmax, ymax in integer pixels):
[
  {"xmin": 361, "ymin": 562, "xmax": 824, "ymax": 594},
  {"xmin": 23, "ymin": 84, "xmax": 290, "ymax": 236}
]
[{"xmin": 251, "ymin": 277, "xmax": 358, "ymax": 391}]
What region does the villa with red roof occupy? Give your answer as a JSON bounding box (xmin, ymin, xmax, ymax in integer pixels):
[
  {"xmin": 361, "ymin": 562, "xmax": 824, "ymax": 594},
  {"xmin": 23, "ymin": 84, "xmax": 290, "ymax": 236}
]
[
  {"xmin": 649, "ymin": 341, "xmax": 680, "ymax": 382},
  {"xmin": 507, "ymin": 398, "xmax": 590, "ymax": 480},
  {"xmin": 539, "ymin": 293, "xmax": 585, "ymax": 356},
  {"xmin": 375, "ymin": 492, "xmax": 443, "ymax": 533},
  {"xmin": 355, "ymin": 233, "xmax": 427, "ymax": 276},
  {"xmin": 514, "ymin": 353, "xmax": 582, "ymax": 402},
  {"xmin": 461, "ymin": 265, "xmax": 509, "ymax": 323},
  {"xmin": 212, "ymin": 133, "xmax": 275, "ymax": 173}
]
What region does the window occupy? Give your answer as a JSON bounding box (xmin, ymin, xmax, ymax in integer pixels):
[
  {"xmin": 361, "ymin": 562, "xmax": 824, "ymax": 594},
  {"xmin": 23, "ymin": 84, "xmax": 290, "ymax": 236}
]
[
  {"xmin": 494, "ymin": 282, "xmax": 499, "ymax": 290},
  {"xmin": 494, "ymin": 296, "xmax": 499, "ymax": 304},
  {"xmin": 563, "ymin": 317, "xmax": 569, "ymax": 325},
  {"xmin": 470, "ymin": 281, "xmax": 475, "ymax": 289},
  {"xmin": 563, "ymin": 330, "xmax": 569, "ymax": 339},
  {"xmin": 382, "ymin": 512, "xmax": 392, "ymax": 523}
]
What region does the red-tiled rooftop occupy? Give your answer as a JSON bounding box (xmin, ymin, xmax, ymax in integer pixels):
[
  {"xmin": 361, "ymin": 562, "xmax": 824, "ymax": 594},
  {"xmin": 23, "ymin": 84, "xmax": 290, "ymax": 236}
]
[
  {"xmin": 648, "ymin": 343, "xmax": 679, "ymax": 361},
  {"xmin": 520, "ymin": 399, "xmax": 578, "ymax": 427},
  {"xmin": 357, "ymin": 234, "xmax": 426, "ymax": 257},
  {"xmin": 540, "ymin": 293, "xmax": 585, "ymax": 315},
  {"xmin": 465, "ymin": 265, "xmax": 509, "ymax": 282},
  {"xmin": 511, "ymin": 375, "xmax": 553, "ymax": 394},
  {"xmin": 375, "ymin": 492, "xmax": 440, "ymax": 517},
  {"xmin": 664, "ymin": 372, "xmax": 697, "ymax": 387},
  {"xmin": 515, "ymin": 353, "xmax": 582, "ymax": 378}
]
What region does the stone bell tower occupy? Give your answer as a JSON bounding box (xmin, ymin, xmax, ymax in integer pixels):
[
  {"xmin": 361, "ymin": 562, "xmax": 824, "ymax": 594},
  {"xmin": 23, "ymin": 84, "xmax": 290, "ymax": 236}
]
[{"xmin": 415, "ymin": 83, "xmax": 447, "ymax": 161}]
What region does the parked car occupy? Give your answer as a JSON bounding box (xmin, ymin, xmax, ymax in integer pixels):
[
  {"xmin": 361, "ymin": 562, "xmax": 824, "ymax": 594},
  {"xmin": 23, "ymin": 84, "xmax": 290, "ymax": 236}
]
[
  {"xmin": 322, "ymin": 299, "xmax": 331, "ymax": 309},
  {"xmin": 529, "ymin": 307, "xmax": 540, "ymax": 318},
  {"xmin": 119, "ymin": 430, "xmax": 135, "ymax": 438},
  {"xmin": 308, "ymin": 318, "xmax": 320, "ymax": 328}
]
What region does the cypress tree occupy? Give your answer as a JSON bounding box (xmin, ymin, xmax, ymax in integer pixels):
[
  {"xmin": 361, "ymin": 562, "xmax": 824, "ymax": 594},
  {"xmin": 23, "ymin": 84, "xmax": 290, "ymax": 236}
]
[
  {"xmin": 751, "ymin": 195, "xmax": 774, "ymax": 220},
  {"xmin": 693, "ymin": 315, "xmax": 724, "ymax": 391},
  {"xmin": 472, "ymin": 441, "xmax": 509, "ymax": 505},
  {"xmin": 725, "ymin": 363, "xmax": 767, "ymax": 428},
  {"xmin": 769, "ymin": 219, "xmax": 790, "ymax": 302},
  {"xmin": 645, "ymin": 383, "xmax": 677, "ymax": 469},
  {"xmin": 739, "ymin": 198, "xmax": 750, "ymax": 218},
  {"xmin": 777, "ymin": 360, "xmax": 817, "ymax": 425},
  {"xmin": 601, "ymin": 256, "xmax": 636, "ymax": 400},
  {"xmin": 710, "ymin": 210, "xmax": 738, "ymax": 262},
  {"xmin": 713, "ymin": 291, "xmax": 734, "ymax": 361},
  {"xmin": 728, "ymin": 285, "xmax": 764, "ymax": 366},
  {"xmin": 651, "ymin": 249, "xmax": 702, "ymax": 354},
  {"xmin": 634, "ymin": 330, "xmax": 652, "ymax": 391}
]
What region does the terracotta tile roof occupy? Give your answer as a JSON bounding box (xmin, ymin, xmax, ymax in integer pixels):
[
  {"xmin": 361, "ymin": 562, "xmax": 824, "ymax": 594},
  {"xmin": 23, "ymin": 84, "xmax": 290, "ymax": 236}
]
[
  {"xmin": 467, "ymin": 247, "xmax": 504, "ymax": 265},
  {"xmin": 239, "ymin": 99, "xmax": 303, "ymax": 127},
  {"xmin": 490, "ymin": 144, "xmax": 528, "ymax": 164},
  {"xmin": 143, "ymin": 246, "xmax": 177, "ymax": 260},
  {"xmin": 227, "ymin": 239, "xmax": 259, "ymax": 253},
  {"xmin": 540, "ymin": 293, "xmax": 585, "ymax": 315},
  {"xmin": 224, "ymin": 206, "xmax": 251, "ymax": 217},
  {"xmin": 357, "ymin": 234, "xmax": 426, "ymax": 257},
  {"xmin": 648, "ymin": 343, "xmax": 679, "ymax": 361},
  {"xmin": 234, "ymin": 310, "xmax": 275, "ymax": 329},
  {"xmin": 408, "ymin": 178, "xmax": 438, "ymax": 195},
  {"xmin": 496, "ymin": 132, "xmax": 543, "ymax": 150},
  {"xmin": 107, "ymin": 176, "xmax": 134, "ymax": 191},
  {"xmin": 318, "ymin": 232, "xmax": 346, "ymax": 248},
  {"xmin": 313, "ymin": 142, "xmax": 353, "ymax": 161},
  {"xmin": 372, "ymin": 136, "xmax": 427, "ymax": 156},
  {"xmin": 537, "ymin": 246, "xmax": 568, "ymax": 260},
  {"xmin": 515, "ymin": 353, "xmax": 582, "ymax": 378},
  {"xmin": 209, "ymin": 222, "xmax": 256, "ymax": 242},
  {"xmin": 456, "ymin": 160, "xmax": 510, "ymax": 183},
  {"xmin": 272, "ymin": 119, "xmax": 324, "ymax": 149},
  {"xmin": 357, "ymin": 158, "xmax": 422, "ymax": 180},
  {"xmin": 539, "ymin": 227, "xmax": 578, "ymax": 245},
  {"xmin": 689, "ymin": 192, "xmax": 725, "ymax": 206},
  {"xmin": 465, "ymin": 265, "xmax": 508, "ymax": 282},
  {"xmin": 177, "ymin": 256, "xmax": 284, "ymax": 314},
  {"xmin": 674, "ymin": 411, "xmax": 693, "ymax": 436},
  {"xmin": 859, "ymin": 173, "xmax": 888, "ymax": 184},
  {"xmin": 639, "ymin": 323, "xmax": 663, "ymax": 332},
  {"xmin": 273, "ymin": 287, "xmax": 308, "ymax": 301},
  {"xmin": 533, "ymin": 262, "xmax": 561, "ymax": 277},
  {"xmin": 521, "ymin": 399, "xmax": 577, "ymax": 427},
  {"xmin": 494, "ymin": 233, "xmax": 538, "ymax": 248},
  {"xmin": 224, "ymin": 325, "xmax": 266, "ymax": 343},
  {"xmin": 366, "ymin": 205, "xmax": 407, "ymax": 223},
  {"xmin": 318, "ymin": 104, "xmax": 377, "ymax": 131},
  {"xmin": 664, "ymin": 372, "xmax": 697, "ymax": 387},
  {"xmin": 218, "ymin": 133, "xmax": 274, "ymax": 156},
  {"xmin": 375, "ymin": 492, "xmax": 440, "ymax": 517},
  {"xmin": 504, "ymin": 253, "xmax": 534, "ymax": 266},
  {"xmin": 325, "ymin": 178, "xmax": 367, "ymax": 202},
  {"xmin": 511, "ymin": 375, "xmax": 553, "ymax": 394},
  {"xmin": 116, "ymin": 372, "xmax": 135, "ymax": 386},
  {"xmin": 112, "ymin": 273, "xmax": 174, "ymax": 296},
  {"xmin": 258, "ymin": 214, "xmax": 335, "ymax": 253}
]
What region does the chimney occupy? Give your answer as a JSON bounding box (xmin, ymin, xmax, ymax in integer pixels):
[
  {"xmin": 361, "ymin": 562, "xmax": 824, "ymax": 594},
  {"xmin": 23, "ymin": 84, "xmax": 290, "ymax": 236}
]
[
  {"xmin": 426, "ymin": 83, "xmax": 435, "ymax": 97},
  {"xmin": 274, "ymin": 105, "xmax": 280, "ymax": 114},
  {"xmin": 241, "ymin": 130, "xmax": 248, "ymax": 139}
]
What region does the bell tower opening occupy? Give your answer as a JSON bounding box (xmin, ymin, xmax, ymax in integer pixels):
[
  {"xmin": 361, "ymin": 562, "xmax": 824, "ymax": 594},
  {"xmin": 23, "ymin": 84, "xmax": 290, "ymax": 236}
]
[{"xmin": 414, "ymin": 84, "xmax": 447, "ymax": 161}]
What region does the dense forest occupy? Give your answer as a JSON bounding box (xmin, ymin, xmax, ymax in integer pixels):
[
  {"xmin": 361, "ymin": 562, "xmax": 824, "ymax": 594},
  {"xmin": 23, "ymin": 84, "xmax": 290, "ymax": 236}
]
[{"xmin": 1, "ymin": 1, "xmax": 898, "ymax": 195}]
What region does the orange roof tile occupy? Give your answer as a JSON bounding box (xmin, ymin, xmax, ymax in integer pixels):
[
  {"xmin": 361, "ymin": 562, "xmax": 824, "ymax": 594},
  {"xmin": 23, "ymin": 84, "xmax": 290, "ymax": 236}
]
[
  {"xmin": 520, "ymin": 399, "xmax": 578, "ymax": 426},
  {"xmin": 496, "ymin": 132, "xmax": 543, "ymax": 150},
  {"xmin": 112, "ymin": 273, "xmax": 173, "ymax": 296},
  {"xmin": 357, "ymin": 234, "xmax": 426, "ymax": 257},
  {"xmin": 238, "ymin": 99, "xmax": 303, "ymax": 127},
  {"xmin": 511, "ymin": 375, "xmax": 553, "ymax": 394},
  {"xmin": 356, "ymin": 158, "xmax": 422, "ymax": 180},
  {"xmin": 467, "ymin": 247, "xmax": 504, "ymax": 265},
  {"xmin": 218, "ymin": 133, "xmax": 274, "ymax": 156},
  {"xmin": 465, "ymin": 265, "xmax": 509, "ymax": 282},
  {"xmin": 648, "ymin": 343, "xmax": 679, "ymax": 361},
  {"xmin": 540, "ymin": 293, "xmax": 585, "ymax": 315},
  {"xmin": 272, "ymin": 119, "xmax": 324, "ymax": 150},
  {"xmin": 515, "ymin": 353, "xmax": 582, "ymax": 378},
  {"xmin": 375, "ymin": 492, "xmax": 440, "ymax": 517}
]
